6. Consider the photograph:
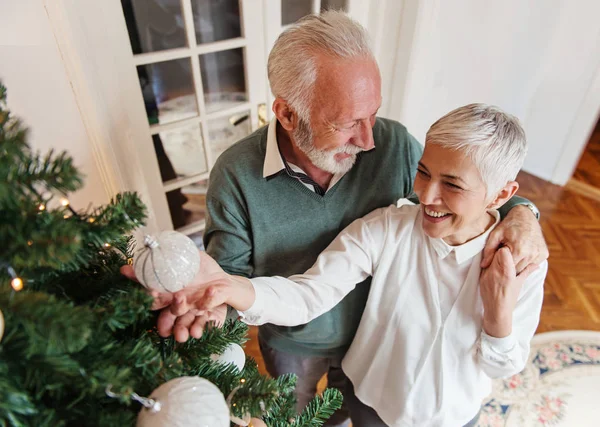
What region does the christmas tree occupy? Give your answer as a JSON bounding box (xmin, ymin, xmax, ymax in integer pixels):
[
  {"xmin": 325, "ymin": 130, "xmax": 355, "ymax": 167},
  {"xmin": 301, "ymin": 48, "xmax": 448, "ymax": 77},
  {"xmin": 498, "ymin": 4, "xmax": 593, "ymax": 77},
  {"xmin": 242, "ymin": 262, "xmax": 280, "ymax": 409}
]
[{"xmin": 0, "ymin": 82, "xmax": 342, "ymax": 426}]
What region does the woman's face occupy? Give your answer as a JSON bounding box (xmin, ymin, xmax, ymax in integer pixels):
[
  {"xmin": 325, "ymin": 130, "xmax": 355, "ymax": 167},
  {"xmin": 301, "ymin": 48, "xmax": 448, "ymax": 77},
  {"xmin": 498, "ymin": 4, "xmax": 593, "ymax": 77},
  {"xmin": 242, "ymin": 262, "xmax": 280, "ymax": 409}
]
[{"xmin": 413, "ymin": 144, "xmax": 497, "ymax": 246}]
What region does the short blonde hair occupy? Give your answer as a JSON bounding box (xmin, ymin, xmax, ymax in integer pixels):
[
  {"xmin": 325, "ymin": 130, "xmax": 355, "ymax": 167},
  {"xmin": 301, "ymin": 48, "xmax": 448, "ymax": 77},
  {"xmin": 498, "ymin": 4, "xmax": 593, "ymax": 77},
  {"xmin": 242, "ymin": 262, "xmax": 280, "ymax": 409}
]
[{"xmin": 426, "ymin": 103, "xmax": 528, "ymax": 196}]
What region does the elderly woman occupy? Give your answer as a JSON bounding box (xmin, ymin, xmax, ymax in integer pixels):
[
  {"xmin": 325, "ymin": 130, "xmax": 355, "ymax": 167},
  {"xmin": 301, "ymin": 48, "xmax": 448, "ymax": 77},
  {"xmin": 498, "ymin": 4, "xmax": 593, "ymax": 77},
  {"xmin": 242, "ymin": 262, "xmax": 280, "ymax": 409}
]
[{"xmin": 189, "ymin": 104, "xmax": 548, "ymax": 426}]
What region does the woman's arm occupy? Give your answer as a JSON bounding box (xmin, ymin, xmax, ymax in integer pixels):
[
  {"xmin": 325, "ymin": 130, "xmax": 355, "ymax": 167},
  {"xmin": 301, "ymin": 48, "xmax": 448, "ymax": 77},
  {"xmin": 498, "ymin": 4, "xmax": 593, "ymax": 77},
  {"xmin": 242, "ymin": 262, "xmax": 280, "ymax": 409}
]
[
  {"xmin": 196, "ymin": 207, "xmax": 392, "ymax": 326},
  {"xmin": 478, "ymin": 248, "xmax": 547, "ymax": 378}
]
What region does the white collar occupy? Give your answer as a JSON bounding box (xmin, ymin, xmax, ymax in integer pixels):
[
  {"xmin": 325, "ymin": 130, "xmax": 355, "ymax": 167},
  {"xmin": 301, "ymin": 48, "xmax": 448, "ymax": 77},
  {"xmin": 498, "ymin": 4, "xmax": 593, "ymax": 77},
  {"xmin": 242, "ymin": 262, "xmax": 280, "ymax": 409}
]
[
  {"xmin": 263, "ymin": 118, "xmax": 286, "ymax": 178},
  {"xmin": 427, "ymin": 210, "xmax": 501, "ymax": 264}
]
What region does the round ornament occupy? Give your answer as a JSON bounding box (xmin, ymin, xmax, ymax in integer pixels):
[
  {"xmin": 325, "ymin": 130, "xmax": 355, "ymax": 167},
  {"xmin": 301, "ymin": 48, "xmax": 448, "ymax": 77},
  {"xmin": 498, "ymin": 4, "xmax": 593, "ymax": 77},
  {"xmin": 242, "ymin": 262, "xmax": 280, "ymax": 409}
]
[
  {"xmin": 211, "ymin": 343, "xmax": 246, "ymax": 372},
  {"xmin": 137, "ymin": 376, "xmax": 229, "ymax": 427},
  {"xmin": 133, "ymin": 231, "xmax": 200, "ymax": 293},
  {"xmin": 249, "ymin": 418, "xmax": 267, "ymax": 427},
  {"xmin": 0, "ymin": 308, "xmax": 4, "ymax": 342}
]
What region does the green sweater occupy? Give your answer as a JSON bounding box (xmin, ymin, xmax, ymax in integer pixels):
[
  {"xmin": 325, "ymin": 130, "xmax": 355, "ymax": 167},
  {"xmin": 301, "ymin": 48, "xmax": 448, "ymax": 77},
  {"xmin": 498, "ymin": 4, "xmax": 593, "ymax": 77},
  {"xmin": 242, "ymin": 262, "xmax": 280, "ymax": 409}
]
[{"xmin": 204, "ymin": 117, "xmax": 530, "ymax": 357}]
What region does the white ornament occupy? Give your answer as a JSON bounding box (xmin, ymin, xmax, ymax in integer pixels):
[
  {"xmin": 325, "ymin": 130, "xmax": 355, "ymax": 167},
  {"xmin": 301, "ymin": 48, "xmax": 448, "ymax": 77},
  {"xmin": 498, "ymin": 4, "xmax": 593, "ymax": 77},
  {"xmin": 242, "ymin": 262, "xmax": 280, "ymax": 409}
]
[
  {"xmin": 0, "ymin": 308, "xmax": 4, "ymax": 343},
  {"xmin": 137, "ymin": 376, "xmax": 229, "ymax": 427},
  {"xmin": 211, "ymin": 343, "xmax": 246, "ymax": 372},
  {"xmin": 133, "ymin": 231, "xmax": 200, "ymax": 293}
]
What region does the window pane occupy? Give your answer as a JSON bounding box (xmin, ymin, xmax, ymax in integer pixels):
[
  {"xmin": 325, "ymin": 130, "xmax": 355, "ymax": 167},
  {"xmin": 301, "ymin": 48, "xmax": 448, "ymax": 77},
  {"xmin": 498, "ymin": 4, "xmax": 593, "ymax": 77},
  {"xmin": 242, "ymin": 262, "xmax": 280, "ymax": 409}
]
[
  {"xmin": 282, "ymin": 0, "xmax": 313, "ymax": 25},
  {"xmin": 199, "ymin": 48, "xmax": 247, "ymax": 114},
  {"xmin": 320, "ymin": 0, "xmax": 347, "ymax": 12},
  {"xmin": 156, "ymin": 124, "xmax": 208, "ymax": 182},
  {"xmin": 191, "ymin": 0, "xmax": 242, "ymax": 44},
  {"xmin": 207, "ymin": 110, "xmax": 252, "ymax": 161},
  {"xmin": 167, "ymin": 180, "xmax": 208, "ymax": 230},
  {"xmin": 137, "ymin": 58, "xmax": 199, "ymax": 125},
  {"xmin": 121, "ymin": 0, "xmax": 187, "ymax": 54}
]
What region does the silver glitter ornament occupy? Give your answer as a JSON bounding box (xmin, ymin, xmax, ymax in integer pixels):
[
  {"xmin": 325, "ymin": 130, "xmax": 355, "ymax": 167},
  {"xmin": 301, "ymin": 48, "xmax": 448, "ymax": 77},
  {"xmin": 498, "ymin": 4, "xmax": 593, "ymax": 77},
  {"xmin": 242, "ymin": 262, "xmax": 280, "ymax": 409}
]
[
  {"xmin": 133, "ymin": 231, "xmax": 200, "ymax": 293},
  {"xmin": 136, "ymin": 377, "xmax": 229, "ymax": 427}
]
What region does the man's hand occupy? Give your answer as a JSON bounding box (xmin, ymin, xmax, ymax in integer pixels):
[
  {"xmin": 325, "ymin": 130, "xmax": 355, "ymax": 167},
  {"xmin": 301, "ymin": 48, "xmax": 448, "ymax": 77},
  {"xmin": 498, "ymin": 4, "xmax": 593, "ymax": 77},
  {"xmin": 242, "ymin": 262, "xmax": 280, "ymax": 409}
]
[
  {"xmin": 479, "ymin": 247, "xmax": 538, "ymax": 338},
  {"xmin": 120, "ymin": 251, "xmax": 230, "ymax": 342},
  {"xmin": 482, "ymin": 205, "xmax": 548, "ymax": 272}
]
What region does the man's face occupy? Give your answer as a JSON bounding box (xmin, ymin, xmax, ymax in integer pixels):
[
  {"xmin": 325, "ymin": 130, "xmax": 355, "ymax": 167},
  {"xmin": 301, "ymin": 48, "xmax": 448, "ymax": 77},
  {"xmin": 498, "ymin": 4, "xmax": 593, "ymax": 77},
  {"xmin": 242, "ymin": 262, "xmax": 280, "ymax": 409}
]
[{"xmin": 293, "ymin": 56, "xmax": 382, "ymax": 174}]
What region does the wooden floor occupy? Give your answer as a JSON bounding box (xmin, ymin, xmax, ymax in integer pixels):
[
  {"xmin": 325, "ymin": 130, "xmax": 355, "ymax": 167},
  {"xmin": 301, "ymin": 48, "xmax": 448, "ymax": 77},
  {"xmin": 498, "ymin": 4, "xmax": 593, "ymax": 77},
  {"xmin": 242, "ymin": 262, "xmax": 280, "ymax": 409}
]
[
  {"xmin": 245, "ymin": 171, "xmax": 600, "ymax": 375},
  {"xmin": 573, "ymin": 121, "xmax": 600, "ymax": 189}
]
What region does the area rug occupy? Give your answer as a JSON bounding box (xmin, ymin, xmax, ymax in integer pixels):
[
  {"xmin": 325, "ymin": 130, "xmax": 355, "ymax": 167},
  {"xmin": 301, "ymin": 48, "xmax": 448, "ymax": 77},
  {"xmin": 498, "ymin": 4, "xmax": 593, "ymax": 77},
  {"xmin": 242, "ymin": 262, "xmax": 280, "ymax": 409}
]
[{"xmin": 478, "ymin": 330, "xmax": 600, "ymax": 426}]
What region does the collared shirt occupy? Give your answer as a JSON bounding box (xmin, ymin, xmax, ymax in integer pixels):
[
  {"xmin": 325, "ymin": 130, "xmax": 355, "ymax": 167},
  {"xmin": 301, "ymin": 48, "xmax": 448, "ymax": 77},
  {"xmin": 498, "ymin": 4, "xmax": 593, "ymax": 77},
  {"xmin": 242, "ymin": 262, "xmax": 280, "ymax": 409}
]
[
  {"xmin": 243, "ymin": 202, "xmax": 547, "ymax": 426},
  {"xmin": 262, "ymin": 118, "xmax": 346, "ymax": 193}
]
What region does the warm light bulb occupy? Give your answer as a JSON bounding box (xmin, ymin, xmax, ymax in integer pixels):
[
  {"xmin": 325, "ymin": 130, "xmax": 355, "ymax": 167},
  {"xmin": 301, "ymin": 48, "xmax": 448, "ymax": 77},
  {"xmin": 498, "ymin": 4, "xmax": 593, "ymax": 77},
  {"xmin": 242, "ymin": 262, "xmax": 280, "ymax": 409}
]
[
  {"xmin": 240, "ymin": 378, "xmax": 246, "ymax": 383},
  {"xmin": 38, "ymin": 204, "xmax": 46, "ymax": 211},
  {"xmin": 88, "ymin": 217, "xmax": 95, "ymax": 223},
  {"xmin": 11, "ymin": 277, "xmax": 23, "ymax": 291},
  {"xmin": 103, "ymin": 243, "xmax": 111, "ymax": 248},
  {"xmin": 60, "ymin": 198, "xmax": 70, "ymax": 207}
]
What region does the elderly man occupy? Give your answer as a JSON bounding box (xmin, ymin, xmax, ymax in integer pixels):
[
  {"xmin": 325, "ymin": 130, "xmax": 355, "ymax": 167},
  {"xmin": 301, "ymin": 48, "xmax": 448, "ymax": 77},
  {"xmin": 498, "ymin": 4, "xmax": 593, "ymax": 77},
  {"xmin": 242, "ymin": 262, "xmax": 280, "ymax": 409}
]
[{"xmin": 126, "ymin": 11, "xmax": 548, "ymax": 427}]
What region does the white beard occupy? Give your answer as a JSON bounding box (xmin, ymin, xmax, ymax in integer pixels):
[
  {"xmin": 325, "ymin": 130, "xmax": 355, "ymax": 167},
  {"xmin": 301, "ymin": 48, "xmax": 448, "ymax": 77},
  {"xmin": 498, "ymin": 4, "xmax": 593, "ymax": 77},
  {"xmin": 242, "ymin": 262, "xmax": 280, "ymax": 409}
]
[{"xmin": 293, "ymin": 118, "xmax": 364, "ymax": 174}]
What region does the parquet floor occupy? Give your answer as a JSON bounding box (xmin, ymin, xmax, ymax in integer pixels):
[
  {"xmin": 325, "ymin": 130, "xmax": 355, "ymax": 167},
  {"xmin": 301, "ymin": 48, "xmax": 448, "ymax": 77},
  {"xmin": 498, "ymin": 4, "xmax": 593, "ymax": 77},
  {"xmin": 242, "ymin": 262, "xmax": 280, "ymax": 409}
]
[
  {"xmin": 572, "ymin": 121, "xmax": 600, "ymax": 189},
  {"xmin": 246, "ymin": 171, "xmax": 600, "ymax": 378}
]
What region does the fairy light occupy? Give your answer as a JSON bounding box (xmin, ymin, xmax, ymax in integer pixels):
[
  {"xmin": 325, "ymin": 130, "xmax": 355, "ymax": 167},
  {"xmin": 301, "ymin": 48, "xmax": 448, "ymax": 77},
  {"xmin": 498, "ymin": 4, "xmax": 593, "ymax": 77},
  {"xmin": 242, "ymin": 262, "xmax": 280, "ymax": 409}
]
[
  {"xmin": 103, "ymin": 243, "xmax": 111, "ymax": 248},
  {"xmin": 11, "ymin": 277, "xmax": 23, "ymax": 291},
  {"xmin": 38, "ymin": 203, "xmax": 45, "ymax": 211},
  {"xmin": 88, "ymin": 217, "xmax": 95, "ymax": 223},
  {"xmin": 60, "ymin": 198, "xmax": 70, "ymax": 207},
  {"xmin": 240, "ymin": 378, "xmax": 246, "ymax": 384},
  {"xmin": 27, "ymin": 240, "xmax": 33, "ymax": 246}
]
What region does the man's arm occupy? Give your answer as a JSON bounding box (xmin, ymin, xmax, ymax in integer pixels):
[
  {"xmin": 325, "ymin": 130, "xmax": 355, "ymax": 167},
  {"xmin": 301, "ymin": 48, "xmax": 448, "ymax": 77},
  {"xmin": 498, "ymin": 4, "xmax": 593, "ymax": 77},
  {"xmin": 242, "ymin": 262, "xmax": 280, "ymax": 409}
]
[{"xmin": 498, "ymin": 195, "xmax": 539, "ymax": 220}]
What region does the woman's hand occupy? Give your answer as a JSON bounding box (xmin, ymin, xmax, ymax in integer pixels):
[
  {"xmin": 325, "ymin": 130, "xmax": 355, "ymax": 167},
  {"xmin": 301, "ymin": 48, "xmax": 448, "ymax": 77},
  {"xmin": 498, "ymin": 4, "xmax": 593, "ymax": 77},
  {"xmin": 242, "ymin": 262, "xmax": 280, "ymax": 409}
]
[
  {"xmin": 479, "ymin": 247, "xmax": 538, "ymax": 338},
  {"xmin": 120, "ymin": 251, "xmax": 232, "ymax": 342}
]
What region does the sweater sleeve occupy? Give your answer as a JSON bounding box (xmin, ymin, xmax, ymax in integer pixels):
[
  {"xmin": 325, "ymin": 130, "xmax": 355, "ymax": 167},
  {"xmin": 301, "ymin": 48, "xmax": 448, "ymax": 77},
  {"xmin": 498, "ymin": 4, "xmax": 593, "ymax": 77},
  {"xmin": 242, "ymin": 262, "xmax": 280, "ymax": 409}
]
[
  {"xmin": 203, "ymin": 168, "xmax": 254, "ymax": 278},
  {"xmin": 241, "ymin": 208, "xmax": 391, "ymax": 326},
  {"xmin": 406, "ymin": 132, "xmax": 423, "ymax": 204},
  {"xmin": 477, "ymin": 261, "xmax": 548, "ymax": 378}
]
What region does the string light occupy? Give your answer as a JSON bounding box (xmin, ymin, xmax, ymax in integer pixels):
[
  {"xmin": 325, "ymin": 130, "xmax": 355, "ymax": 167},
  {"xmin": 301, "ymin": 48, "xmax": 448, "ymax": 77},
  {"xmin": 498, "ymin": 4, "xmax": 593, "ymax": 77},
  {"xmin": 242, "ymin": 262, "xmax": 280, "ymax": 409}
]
[
  {"xmin": 38, "ymin": 203, "xmax": 45, "ymax": 211},
  {"xmin": 60, "ymin": 198, "xmax": 70, "ymax": 207},
  {"xmin": 88, "ymin": 217, "xmax": 95, "ymax": 223},
  {"xmin": 11, "ymin": 277, "xmax": 23, "ymax": 291},
  {"xmin": 103, "ymin": 243, "xmax": 111, "ymax": 248},
  {"xmin": 27, "ymin": 240, "xmax": 33, "ymax": 246},
  {"xmin": 240, "ymin": 378, "xmax": 246, "ymax": 384}
]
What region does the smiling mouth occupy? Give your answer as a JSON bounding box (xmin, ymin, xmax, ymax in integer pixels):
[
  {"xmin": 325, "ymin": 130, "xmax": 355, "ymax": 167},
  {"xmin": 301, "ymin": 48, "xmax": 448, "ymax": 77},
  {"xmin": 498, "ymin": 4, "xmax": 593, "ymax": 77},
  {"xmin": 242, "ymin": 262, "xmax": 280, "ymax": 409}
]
[{"xmin": 423, "ymin": 206, "xmax": 452, "ymax": 222}]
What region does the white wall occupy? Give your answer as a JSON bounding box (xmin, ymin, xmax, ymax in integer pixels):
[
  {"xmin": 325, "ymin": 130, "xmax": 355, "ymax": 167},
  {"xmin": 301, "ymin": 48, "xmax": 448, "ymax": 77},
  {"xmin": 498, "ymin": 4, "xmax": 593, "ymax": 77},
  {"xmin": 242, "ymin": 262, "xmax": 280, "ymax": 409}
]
[
  {"xmin": 0, "ymin": 0, "xmax": 110, "ymax": 207},
  {"xmin": 377, "ymin": 0, "xmax": 600, "ymax": 184}
]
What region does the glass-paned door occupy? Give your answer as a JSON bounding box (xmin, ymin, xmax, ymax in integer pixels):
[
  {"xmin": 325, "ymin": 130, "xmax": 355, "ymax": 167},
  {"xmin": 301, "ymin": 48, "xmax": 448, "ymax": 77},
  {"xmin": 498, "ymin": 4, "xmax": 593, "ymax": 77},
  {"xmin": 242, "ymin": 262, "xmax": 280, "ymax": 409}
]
[{"xmin": 120, "ymin": 0, "xmax": 265, "ymax": 237}]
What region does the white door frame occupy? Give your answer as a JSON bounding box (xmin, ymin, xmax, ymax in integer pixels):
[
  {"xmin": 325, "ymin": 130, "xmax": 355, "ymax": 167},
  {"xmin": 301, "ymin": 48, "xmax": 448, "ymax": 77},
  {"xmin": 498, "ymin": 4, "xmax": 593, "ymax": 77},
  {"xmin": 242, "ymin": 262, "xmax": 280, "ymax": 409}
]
[{"xmin": 551, "ymin": 62, "xmax": 600, "ymax": 185}]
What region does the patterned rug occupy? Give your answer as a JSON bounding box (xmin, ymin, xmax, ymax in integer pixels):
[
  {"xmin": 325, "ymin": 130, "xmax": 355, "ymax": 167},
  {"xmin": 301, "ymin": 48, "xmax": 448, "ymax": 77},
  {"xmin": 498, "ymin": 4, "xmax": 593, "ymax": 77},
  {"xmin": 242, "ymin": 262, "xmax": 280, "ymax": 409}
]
[{"xmin": 478, "ymin": 331, "xmax": 600, "ymax": 426}]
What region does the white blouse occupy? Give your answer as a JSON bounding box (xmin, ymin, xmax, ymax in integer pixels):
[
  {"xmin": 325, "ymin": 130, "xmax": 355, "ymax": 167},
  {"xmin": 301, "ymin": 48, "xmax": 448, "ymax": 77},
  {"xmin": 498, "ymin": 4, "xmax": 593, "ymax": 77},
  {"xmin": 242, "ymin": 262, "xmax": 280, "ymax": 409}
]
[{"xmin": 242, "ymin": 203, "xmax": 547, "ymax": 426}]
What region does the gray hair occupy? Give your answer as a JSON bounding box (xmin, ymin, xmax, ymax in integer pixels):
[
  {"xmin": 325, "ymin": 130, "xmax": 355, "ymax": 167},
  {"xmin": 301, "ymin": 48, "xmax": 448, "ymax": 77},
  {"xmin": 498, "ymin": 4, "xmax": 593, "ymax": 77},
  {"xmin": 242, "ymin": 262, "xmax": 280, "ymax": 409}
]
[
  {"xmin": 267, "ymin": 10, "xmax": 374, "ymax": 121},
  {"xmin": 425, "ymin": 103, "xmax": 528, "ymax": 196}
]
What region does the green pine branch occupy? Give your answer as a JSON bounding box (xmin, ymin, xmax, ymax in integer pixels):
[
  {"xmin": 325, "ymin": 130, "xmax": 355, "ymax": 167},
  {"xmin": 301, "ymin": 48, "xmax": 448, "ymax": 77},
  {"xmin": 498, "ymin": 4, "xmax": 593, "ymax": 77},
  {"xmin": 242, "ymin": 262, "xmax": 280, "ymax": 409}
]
[{"xmin": 0, "ymin": 80, "xmax": 342, "ymax": 426}]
